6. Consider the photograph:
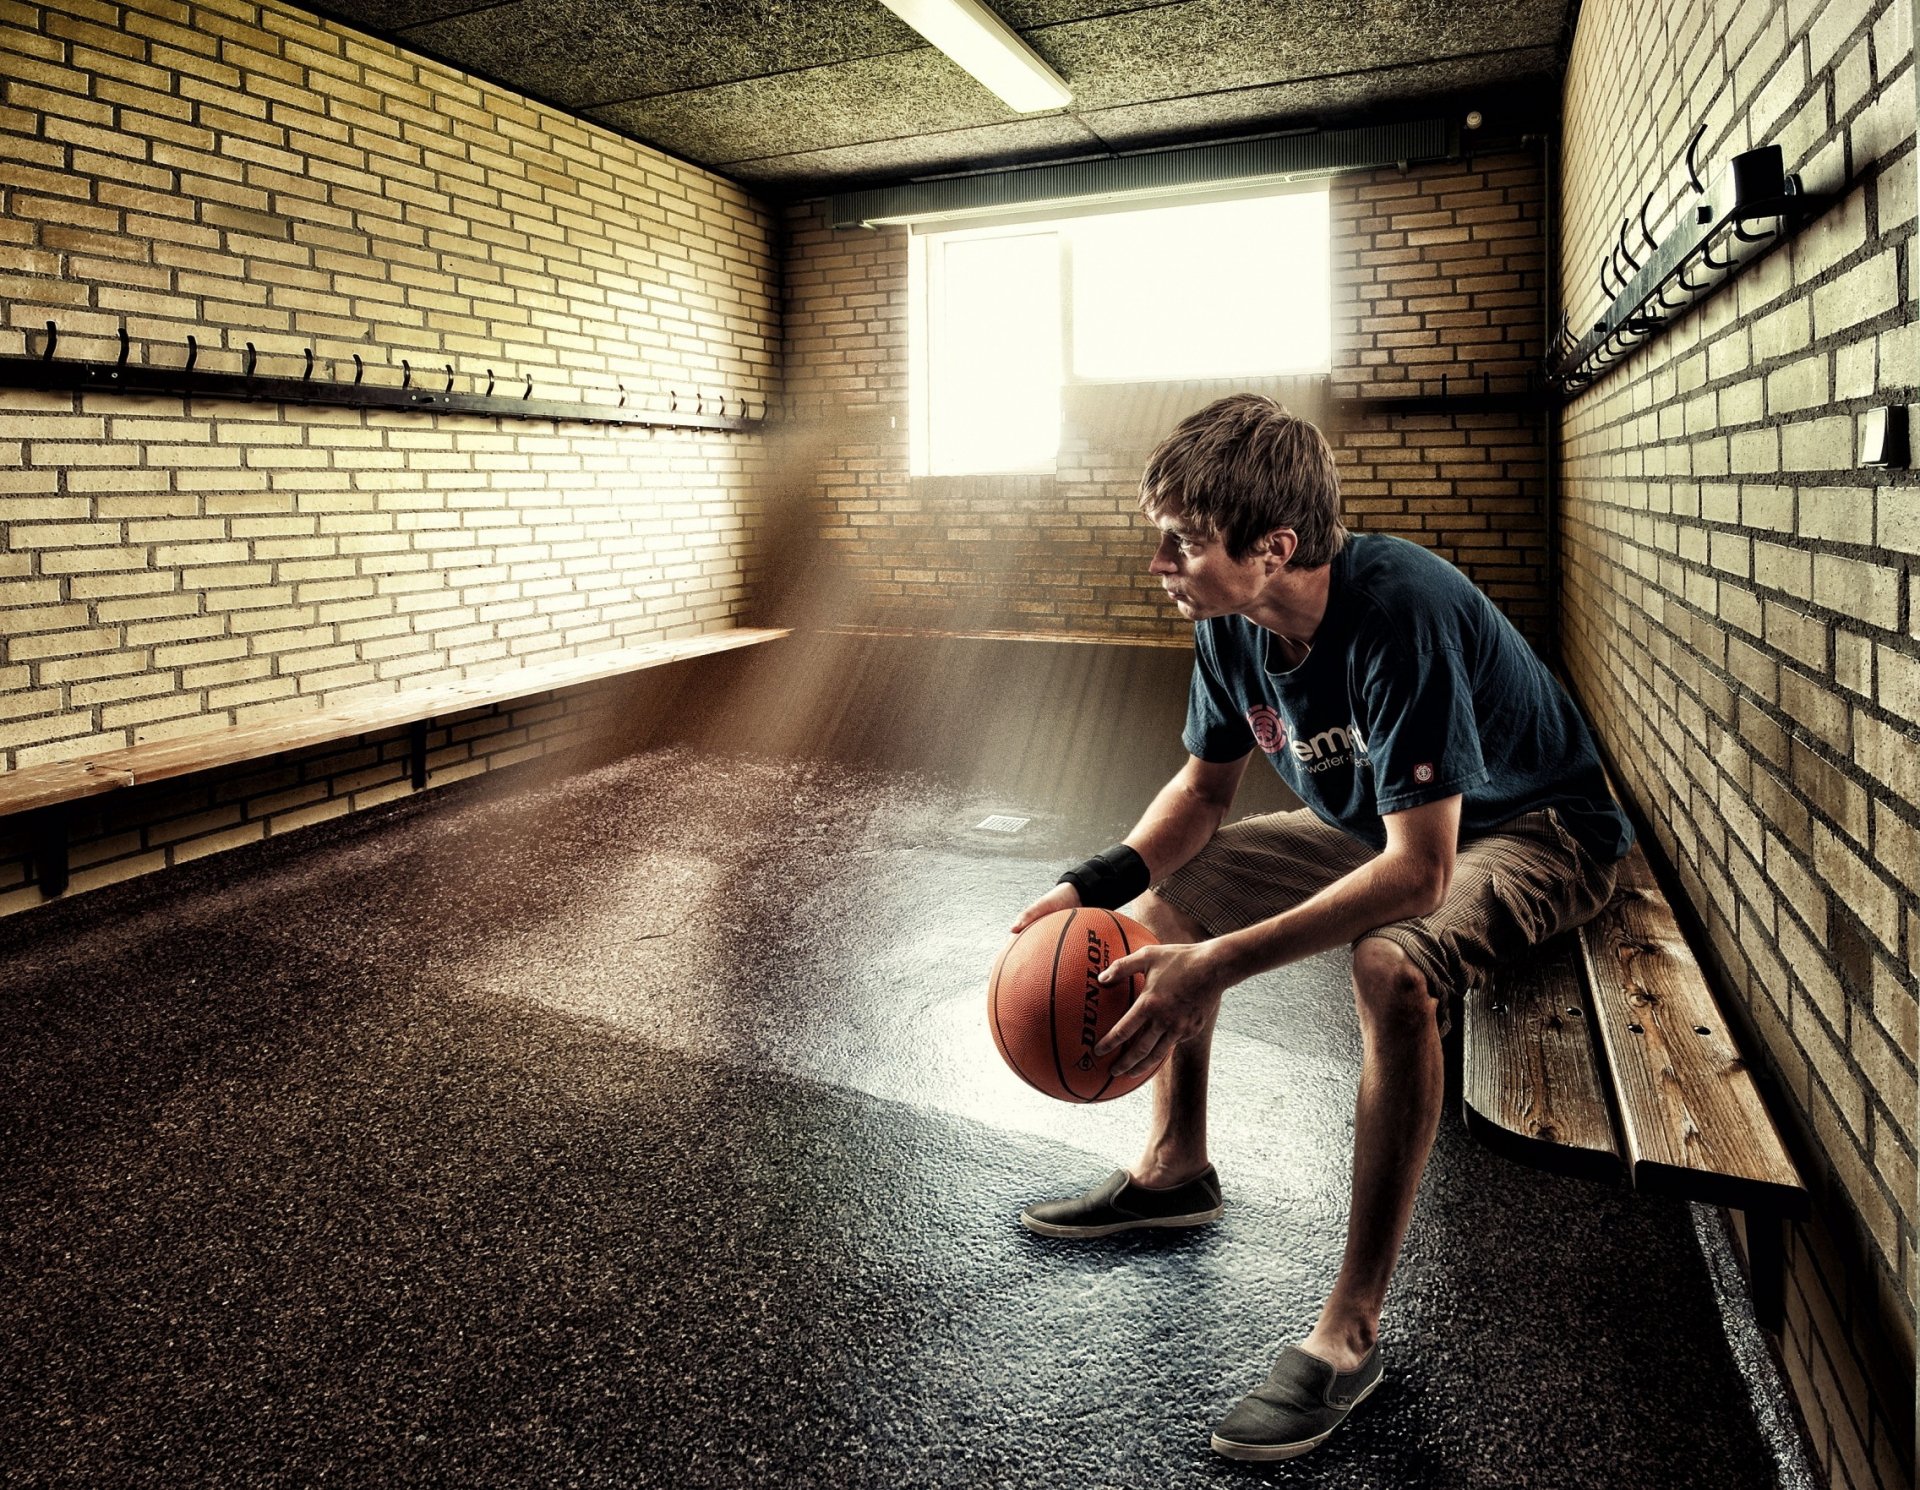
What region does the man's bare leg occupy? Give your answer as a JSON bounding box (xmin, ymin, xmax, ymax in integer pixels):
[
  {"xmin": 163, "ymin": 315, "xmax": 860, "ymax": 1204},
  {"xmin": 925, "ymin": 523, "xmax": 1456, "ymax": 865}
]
[
  {"xmin": 1123, "ymin": 889, "xmax": 1217, "ymax": 1189},
  {"xmin": 1299, "ymin": 935, "xmax": 1445, "ymax": 1371}
]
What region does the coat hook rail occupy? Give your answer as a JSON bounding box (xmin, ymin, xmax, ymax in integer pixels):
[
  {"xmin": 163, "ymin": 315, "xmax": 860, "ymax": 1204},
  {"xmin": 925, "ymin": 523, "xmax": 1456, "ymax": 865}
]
[
  {"xmin": 1550, "ymin": 143, "xmax": 1830, "ymax": 398},
  {"xmin": 0, "ymin": 332, "xmax": 765, "ymax": 433}
]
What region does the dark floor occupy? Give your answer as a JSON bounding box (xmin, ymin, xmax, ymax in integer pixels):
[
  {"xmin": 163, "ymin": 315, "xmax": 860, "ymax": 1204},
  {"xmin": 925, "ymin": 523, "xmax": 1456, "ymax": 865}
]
[{"xmin": 1, "ymin": 737, "xmax": 1815, "ymax": 1488}]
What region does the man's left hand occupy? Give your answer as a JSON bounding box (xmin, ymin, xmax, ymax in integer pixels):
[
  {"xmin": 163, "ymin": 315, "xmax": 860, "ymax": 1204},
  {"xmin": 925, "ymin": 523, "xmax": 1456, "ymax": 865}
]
[{"xmin": 1093, "ymin": 941, "xmax": 1232, "ymax": 1080}]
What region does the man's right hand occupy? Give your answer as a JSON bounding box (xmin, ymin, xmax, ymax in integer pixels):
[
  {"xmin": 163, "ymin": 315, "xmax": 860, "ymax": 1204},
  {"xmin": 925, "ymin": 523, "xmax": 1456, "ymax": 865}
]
[{"xmin": 1010, "ymin": 881, "xmax": 1081, "ymax": 934}]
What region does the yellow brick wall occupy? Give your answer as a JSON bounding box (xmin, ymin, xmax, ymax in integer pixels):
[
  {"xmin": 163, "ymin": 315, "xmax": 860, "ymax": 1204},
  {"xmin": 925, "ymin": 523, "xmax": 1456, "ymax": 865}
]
[
  {"xmin": 1559, "ymin": 0, "xmax": 1917, "ymax": 1485},
  {"xmin": 780, "ymin": 149, "xmax": 1553, "ymax": 647},
  {"xmin": 0, "ymin": 0, "xmax": 776, "ymax": 908}
]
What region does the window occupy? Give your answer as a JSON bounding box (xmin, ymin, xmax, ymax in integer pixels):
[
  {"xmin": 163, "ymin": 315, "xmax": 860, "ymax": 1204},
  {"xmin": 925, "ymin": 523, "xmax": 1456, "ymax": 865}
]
[{"xmin": 911, "ymin": 188, "xmax": 1331, "ymax": 476}]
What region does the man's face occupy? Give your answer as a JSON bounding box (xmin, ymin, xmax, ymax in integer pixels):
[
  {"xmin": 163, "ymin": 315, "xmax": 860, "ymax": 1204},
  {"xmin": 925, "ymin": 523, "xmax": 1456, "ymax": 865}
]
[{"xmin": 1146, "ymin": 513, "xmax": 1268, "ymax": 620}]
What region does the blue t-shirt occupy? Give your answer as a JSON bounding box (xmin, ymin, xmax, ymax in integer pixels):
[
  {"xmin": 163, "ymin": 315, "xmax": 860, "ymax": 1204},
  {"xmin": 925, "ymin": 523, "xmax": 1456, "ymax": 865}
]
[{"xmin": 1182, "ymin": 532, "xmax": 1631, "ymax": 862}]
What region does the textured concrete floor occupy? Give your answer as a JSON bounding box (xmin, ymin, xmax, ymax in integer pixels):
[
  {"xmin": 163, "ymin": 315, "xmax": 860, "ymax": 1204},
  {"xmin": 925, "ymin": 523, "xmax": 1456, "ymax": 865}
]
[{"xmin": 0, "ymin": 744, "xmax": 1815, "ymax": 1487}]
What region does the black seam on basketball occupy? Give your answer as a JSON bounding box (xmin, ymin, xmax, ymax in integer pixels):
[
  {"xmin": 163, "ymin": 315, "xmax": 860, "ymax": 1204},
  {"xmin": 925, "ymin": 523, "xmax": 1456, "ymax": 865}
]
[
  {"xmin": 1049, "ymin": 909, "xmax": 1078, "ymax": 1101},
  {"xmin": 1092, "ymin": 910, "xmax": 1135, "ymax": 1100}
]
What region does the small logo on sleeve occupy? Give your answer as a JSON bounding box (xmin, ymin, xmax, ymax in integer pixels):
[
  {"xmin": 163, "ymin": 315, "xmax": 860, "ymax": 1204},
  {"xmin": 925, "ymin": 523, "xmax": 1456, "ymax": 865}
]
[
  {"xmin": 1413, "ymin": 763, "xmax": 1435, "ymax": 784},
  {"xmin": 1246, "ymin": 705, "xmax": 1288, "ymax": 754}
]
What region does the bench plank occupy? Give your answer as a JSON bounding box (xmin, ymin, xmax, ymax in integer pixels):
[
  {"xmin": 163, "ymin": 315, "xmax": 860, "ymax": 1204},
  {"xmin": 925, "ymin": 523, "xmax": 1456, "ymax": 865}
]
[
  {"xmin": 2, "ymin": 629, "xmax": 789, "ymax": 803},
  {"xmin": 0, "ymin": 761, "xmax": 136, "ymax": 818},
  {"xmin": 1464, "ymin": 932, "xmax": 1623, "ymax": 1183},
  {"xmin": 1578, "ymin": 846, "xmax": 1809, "ymax": 1218}
]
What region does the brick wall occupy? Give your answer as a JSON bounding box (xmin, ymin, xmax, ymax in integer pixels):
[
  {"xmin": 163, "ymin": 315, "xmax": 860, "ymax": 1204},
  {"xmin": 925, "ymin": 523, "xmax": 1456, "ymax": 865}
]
[
  {"xmin": 779, "ymin": 149, "xmax": 1554, "ymax": 648},
  {"xmin": 0, "ymin": 0, "xmax": 777, "ymax": 912},
  {"xmin": 1559, "ymin": 0, "xmax": 1917, "ymax": 1485}
]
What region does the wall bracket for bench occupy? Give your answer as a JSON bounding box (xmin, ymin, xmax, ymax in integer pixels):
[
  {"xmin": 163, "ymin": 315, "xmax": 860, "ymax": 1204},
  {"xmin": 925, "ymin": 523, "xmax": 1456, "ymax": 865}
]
[
  {"xmin": 0, "ymin": 325, "xmax": 765, "ymax": 433},
  {"xmin": 1549, "ymin": 143, "xmax": 1831, "ymax": 396}
]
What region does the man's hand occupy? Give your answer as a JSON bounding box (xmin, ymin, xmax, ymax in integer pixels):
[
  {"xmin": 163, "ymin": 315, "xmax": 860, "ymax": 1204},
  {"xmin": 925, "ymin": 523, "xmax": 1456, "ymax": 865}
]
[
  {"xmin": 1093, "ymin": 941, "xmax": 1231, "ymax": 1080},
  {"xmin": 1009, "ymin": 882, "xmax": 1081, "ymax": 934}
]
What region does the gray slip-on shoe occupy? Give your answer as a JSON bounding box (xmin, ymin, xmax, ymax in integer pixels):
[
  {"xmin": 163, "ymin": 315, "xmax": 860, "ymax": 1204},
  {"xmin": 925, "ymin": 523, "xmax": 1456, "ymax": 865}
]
[
  {"xmin": 1019, "ymin": 1166, "xmax": 1223, "ymax": 1238},
  {"xmin": 1210, "ymin": 1343, "xmax": 1384, "ymax": 1461}
]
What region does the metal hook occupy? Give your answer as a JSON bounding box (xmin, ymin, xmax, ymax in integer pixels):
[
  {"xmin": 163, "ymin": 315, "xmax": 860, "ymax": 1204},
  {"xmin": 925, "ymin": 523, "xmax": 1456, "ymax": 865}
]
[
  {"xmin": 522, "ymin": 373, "xmax": 532, "ymax": 400},
  {"xmin": 303, "ymin": 346, "xmax": 314, "ymax": 381},
  {"xmin": 443, "ymin": 364, "xmax": 453, "ymax": 394},
  {"xmin": 486, "ymin": 369, "xmax": 495, "ymax": 398},
  {"xmin": 617, "ymin": 382, "xmax": 626, "ymax": 408},
  {"xmin": 42, "ymin": 320, "xmax": 56, "ymax": 361},
  {"xmin": 353, "ymin": 353, "xmax": 363, "ymax": 384},
  {"xmin": 1617, "ymin": 216, "xmax": 1640, "ymax": 272},
  {"xmin": 245, "ymin": 343, "xmax": 257, "ymax": 380},
  {"xmin": 1733, "ymin": 218, "xmax": 1776, "ymax": 244},
  {"xmin": 116, "ymin": 325, "xmax": 129, "ymax": 372},
  {"xmin": 1638, "ymin": 192, "xmax": 1659, "ymax": 254},
  {"xmin": 670, "ymin": 389, "xmax": 678, "ymax": 412},
  {"xmin": 1701, "ymin": 237, "xmax": 1735, "ymax": 270},
  {"xmin": 696, "ymin": 393, "xmax": 704, "ymax": 415},
  {"xmin": 401, "ymin": 359, "xmax": 411, "ymax": 390},
  {"xmin": 1598, "ymin": 259, "xmax": 1618, "ymax": 301},
  {"xmin": 185, "ymin": 335, "xmax": 198, "ymax": 375},
  {"xmin": 1684, "ymin": 124, "xmax": 1707, "ymax": 193}
]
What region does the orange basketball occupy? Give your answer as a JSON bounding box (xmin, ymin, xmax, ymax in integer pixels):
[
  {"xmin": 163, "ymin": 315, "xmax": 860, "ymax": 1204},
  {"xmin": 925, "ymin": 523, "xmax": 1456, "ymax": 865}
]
[{"xmin": 987, "ymin": 907, "xmax": 1161, "ymax": 1102}]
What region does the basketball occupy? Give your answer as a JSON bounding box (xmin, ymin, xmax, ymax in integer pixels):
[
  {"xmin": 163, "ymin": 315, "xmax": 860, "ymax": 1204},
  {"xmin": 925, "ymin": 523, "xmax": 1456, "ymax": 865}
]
[{"xmin": 987, "ymin": 907, "xmax": 1161, "ymax": 1102}]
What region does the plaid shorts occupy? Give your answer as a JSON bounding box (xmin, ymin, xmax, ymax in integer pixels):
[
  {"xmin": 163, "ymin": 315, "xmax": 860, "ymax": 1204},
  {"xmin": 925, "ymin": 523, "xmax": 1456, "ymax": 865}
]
[{"xmin": 1150, "ymin": 808, "xmax": 1619, "ymax": 1039}]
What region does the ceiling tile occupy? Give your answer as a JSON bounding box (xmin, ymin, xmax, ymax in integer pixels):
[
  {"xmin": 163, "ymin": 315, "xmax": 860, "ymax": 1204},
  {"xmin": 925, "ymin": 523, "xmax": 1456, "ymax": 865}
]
[
  {"xmin": 1078, "ymin": 49, "xmax": 1561, "ymax": 148},
  {"xmin": 718, "ymin": 116, "xmax": 1105, "ymax": 191},
  {"xmin": 591, "ymin": 46, "xmax": 1056, "ymax": 163},
  {"xmin": 392, "ymin": 0, "xmax": 925, "ymax": 110}
]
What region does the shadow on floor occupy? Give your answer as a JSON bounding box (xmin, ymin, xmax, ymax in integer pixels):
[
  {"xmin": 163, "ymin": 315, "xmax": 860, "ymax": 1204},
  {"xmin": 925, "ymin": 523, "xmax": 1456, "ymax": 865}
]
[{"xmin": 0, "ymin": 745, "xmax": 1801, "ymax": 1487}]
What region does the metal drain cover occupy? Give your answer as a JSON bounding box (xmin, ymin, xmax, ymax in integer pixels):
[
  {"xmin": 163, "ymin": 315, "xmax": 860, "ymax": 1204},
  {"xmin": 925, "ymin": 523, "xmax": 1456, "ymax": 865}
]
[{"xmin": 975, "ymin": 814, "xmax": 1030, "ymax": 833}]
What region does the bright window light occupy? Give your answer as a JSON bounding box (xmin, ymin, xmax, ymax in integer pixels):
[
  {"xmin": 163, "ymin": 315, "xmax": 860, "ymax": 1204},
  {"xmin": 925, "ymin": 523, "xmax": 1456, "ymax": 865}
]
[
  {"xmin": 925, "ymin": 230, "xmax": 1061, "ymax": 475},
  {"xmin": 915, "ymin": 188, "xmax": 1331, "ymax": 476},
  {"xmin": 1070, "ymin": 193, "xmax": 1330, "ymax": 380}
]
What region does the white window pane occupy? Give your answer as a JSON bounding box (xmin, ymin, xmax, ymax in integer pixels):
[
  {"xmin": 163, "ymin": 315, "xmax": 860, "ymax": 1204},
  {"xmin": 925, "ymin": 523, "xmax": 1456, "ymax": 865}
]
[
  {"xmin": 929, "ymin": 232, "xmax": 1060, "ymax": 473},
  {"xmin": 1069, "ymin": 192, "xmax": 1330, "ymax": 380}
]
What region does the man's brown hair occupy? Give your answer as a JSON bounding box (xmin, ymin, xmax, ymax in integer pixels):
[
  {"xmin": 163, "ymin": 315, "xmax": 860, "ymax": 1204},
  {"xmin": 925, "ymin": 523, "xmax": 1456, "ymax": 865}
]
[{"xmin": 1139, "ymin": 394, "xmax": 1348, "ymax": 567}]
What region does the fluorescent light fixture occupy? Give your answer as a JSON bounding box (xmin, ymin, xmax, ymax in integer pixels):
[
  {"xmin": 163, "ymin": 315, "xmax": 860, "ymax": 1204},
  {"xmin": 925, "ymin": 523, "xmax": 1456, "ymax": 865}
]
[{"xmin": 878, "ymin": 0, "xmax": 1072, "ymax": 112}]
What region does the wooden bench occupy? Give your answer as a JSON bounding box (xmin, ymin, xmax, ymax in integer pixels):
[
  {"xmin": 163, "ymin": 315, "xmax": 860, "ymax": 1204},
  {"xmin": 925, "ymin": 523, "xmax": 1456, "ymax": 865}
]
[
  {"xmin": 0, "ymin": 626, "xmax": 790, "ymax": 898},
  {"xmin": 1462, "ymin": 836, "xmax": 1809, "ymax": 1331}
]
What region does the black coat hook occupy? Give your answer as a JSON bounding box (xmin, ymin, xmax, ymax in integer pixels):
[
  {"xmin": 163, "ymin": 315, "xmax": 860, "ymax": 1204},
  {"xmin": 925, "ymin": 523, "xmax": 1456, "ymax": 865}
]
[
  {"xmin": 245, "ymin": 343, "xmax": 257, "ymax": 380},
  {"xmin": 1685, "ymin": 124, "xmax": 1707, "ymax": 193},
  {"xmin": 617, "ymin": 383, "xmax": 626, "ymax": 408},
  {"xmin": 353, "ymin": 353, "xmax": 363, "ymax": 384},
  {"xmin": 669, "ymin": 389, "xmax": 677, "ymax": 412},
  {"xmin": 401, "ymin": 359, "xmax": 411, "ymax": 390},
  {"xmin": 486, "ymin": 369, "xmax": 495, "ymax": 397},
  {"xmin": 443, "ymin": 364, "xmax": 453, "ymax": 393},
  {"xmin": 1617, "ymin": 216, "xmax": 1640, "ymax": 272},
  {"xmin": 1638, "ymin": 192, "xmax": 1660, "ymax": 254},
  {"xmin": 185, "ymin": 334, "xmax": 198, "ymax": 374},
  {"xmin": 42, "ymin": 320, "xmax": 57, "ymax": 361},
  {"xmin": 303, "ymin": 347, "xmax": 314, "ymax": 381},
  {"xmin": 116, "ymin": 326, "xmax": 129, "ymax": 371},
  {"xmin": 522, "ymin": 373, "xmax": 532, "ymax": 400},
  {"xmin": 1701, "ymin": 237, "xmax": 1735, "ymax": 270}
]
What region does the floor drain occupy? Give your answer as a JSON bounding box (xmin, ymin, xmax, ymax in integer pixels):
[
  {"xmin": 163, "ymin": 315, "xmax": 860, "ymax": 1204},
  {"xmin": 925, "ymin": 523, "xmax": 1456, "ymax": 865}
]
[{"xmin": 975, "ymin": 814, "xmax": 1030, "ymax": 833}]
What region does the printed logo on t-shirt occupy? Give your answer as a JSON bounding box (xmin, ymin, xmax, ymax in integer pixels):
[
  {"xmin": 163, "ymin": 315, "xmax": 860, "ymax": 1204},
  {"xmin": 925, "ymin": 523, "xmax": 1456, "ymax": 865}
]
[
  {"xmin": 1246, "ymin": 705, "xmax": 1288, "ymax": 754},
  {"xmin": 1288, "ymin": 721, "xmax": 1369, "ymax": 775},
  {"xmin": 1413, "ymin": 763, "xmax": 1435, "ymax": 784}
]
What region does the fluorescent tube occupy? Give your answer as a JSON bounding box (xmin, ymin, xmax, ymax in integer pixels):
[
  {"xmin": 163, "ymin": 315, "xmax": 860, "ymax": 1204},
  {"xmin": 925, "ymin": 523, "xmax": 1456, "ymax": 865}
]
[{"xmin": 878, "ymin": 0, "xmax": 1072, "ymax": 112}]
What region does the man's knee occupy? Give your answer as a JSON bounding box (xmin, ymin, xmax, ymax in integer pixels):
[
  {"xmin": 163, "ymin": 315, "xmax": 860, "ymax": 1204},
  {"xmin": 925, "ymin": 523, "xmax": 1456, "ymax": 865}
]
[
  {"xmin": 1351, "ymin": 937, "xmax": 1436, "ymax": 1029},
  {"xmin": 1126, "ymin": 889, "xmax": 1206, "ymax": 945}
]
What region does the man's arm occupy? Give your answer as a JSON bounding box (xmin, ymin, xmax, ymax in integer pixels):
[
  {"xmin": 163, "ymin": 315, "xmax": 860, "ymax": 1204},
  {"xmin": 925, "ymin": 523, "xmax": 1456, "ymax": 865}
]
[
  {"xmin": 1094, "ymin": 793, "xmax": 1463, "ymax": 1078},
  {"xmin": 1009, "ymin": 752, "xmax": 1251, "ymax": 932}
]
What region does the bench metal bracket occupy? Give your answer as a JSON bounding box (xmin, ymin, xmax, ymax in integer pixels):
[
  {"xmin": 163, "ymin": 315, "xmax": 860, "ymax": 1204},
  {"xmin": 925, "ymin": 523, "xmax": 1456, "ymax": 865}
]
[
  {"xmin": 1743, "ymin": 1212, "xmax": 1786, "ymax": 1334},
  {"xmin": 30, "ymin": 806, "xmax": 69, "ymax": 898}
]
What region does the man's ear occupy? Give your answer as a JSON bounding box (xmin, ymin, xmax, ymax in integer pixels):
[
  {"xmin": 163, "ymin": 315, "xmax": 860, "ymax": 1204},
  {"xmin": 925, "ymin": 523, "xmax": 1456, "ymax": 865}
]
[{"xmin": 1257, "ymin": 528, "xmax": 1299, "ymax": 570}]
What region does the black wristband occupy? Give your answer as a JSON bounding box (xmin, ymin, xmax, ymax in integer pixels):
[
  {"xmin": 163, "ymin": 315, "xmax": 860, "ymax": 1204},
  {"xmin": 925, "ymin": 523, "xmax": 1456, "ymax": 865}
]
[{"xmin": 1057, "ymin": 843, "xmax": 1152, "ymax": 910}]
